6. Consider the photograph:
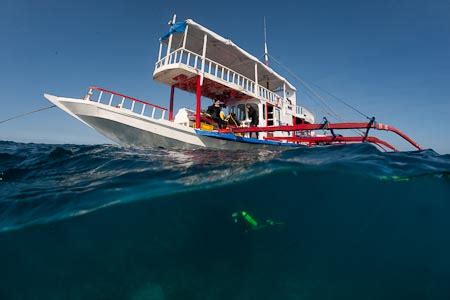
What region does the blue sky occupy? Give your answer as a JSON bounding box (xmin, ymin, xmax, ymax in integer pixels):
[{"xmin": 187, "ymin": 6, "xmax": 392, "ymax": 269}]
[{"xmin": 1, "ymin": 0, "xmax": 449, "ymax": 153}]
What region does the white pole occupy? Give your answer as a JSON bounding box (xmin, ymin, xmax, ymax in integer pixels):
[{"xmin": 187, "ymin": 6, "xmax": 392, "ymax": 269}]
[
  {"xmin": 254, "ymin": 63, "xmax": 259, "ymax": 98},
  {"xmin": 182, "ymin": 25, "xmax": 189, "ymax": 49},
  {"xmin": 164, "ymin": 14, "xmax": 177, "ymax": 64},
  {"xmin": 264, "ymin": 16, "xmax": 269, "ymax": 67},
  {"xmin": 158, "ymin": 42, "xmax": 163, "ymax": 61},
  {"xmin": 200, "ymin": 33, "xmax": 208, "ymax": 85}
]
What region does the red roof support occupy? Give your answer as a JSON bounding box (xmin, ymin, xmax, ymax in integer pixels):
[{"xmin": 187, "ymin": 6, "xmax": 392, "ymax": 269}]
[
  {"xmin": 195, "ymin": 75, "xmax": 202, "ymax": 129},
  {"xmin": 169, "ymin": 85, "xmax": 175, "ymax": 121}
]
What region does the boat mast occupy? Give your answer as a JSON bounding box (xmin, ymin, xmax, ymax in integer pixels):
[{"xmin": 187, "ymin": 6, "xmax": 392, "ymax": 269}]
[
  {"xmin": 263, "ymin": 16, "xmax": 269, "ymax": 67},
  {"xmin": 165, "ymin": 14, "xmax": 177, "ymax": 65},
  {"xmin": 167, "ymin": 14, "xmax": 177, "ymax": 121},
  {"xmin": 263, "ymin": 17, "xmax": 270, "ymax": 89}
]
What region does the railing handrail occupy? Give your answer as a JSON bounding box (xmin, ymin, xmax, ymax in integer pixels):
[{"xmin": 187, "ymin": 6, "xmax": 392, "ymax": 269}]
[
  {"xmin": 89, "ymin": 86, "xmax": 167, "ymax": 111},
  {"xmin": 158, "ymin": 48, "xmax": 258, "ymax": 90},
  {"xmin": 155, "ymin": 47, "xmax": 288, "ymax": 108}
]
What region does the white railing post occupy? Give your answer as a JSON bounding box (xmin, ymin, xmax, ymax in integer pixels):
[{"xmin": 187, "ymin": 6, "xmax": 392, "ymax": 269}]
[
  {"xmin": 108, "ymin": 94, "xmax": 114, "ymax": 106},
  {"xmin": 98, "ymin": 91, "xmax": 103, "ymax": 103},
  {"xmin": 141, "ymin": 105, "xmax": 146, "ymax": 115},
  {"xmin": 120, "ymin": 97, "xmax": 125, "ymax": 108},
  {"xmin": 187, "ymin": 52, "xmax": 191, "ymax": 66},
  {"xmin": 161, "ymin": 110, "xmax": 166, "ymax": 119},
  {"xmin": 151, "ymin": 107, "xmax": 156, "ymax": 118},
  {"xmin": 84, "ymin": 88, "xmax": 93, "ymax": 101},
  {"xmin": 130, "ymin": 101, "xmax": 135, "ymax": 112}
]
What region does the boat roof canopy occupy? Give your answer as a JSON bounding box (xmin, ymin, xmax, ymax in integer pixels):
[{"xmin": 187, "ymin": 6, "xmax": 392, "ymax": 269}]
[{"xmin": 161, "ymin": 19, "xmax": 296, "ymax": 91}]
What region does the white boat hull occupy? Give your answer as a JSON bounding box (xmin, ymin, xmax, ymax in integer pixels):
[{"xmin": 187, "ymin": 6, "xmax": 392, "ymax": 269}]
[{"xmin": 44, "ymin": 94, "xmax": 284, "ymax": 150}]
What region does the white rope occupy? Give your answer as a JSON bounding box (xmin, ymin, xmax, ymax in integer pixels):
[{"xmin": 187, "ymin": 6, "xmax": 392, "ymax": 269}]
[
  {"xmin": 0, "ymin": 105, "xmax": 56, "ymax": 124},
  {"xmin": 267, "ymin": 54, "xmax": 367, "ymax": 136}
]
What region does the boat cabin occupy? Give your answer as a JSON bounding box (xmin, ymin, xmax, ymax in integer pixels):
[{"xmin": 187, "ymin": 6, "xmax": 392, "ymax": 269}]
[{"xmin": 153, "ymin": 17, "xmax": 314, "ymax": 138}]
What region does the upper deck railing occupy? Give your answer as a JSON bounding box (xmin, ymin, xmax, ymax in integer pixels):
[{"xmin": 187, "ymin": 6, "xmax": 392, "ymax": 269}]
[
  {"xmin": 155, "ymin": 47, "xmax": 314, "ymax": 123},
  {"xmin": 86, "ymin": 86, "xmax": 167, "ymax": 120},
  {"xmin": 155, "ymin": 48, "xmax": 281, "ymax": 103}
]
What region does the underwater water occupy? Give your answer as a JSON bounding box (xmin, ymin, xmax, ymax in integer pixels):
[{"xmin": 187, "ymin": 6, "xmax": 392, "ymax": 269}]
[{"xmin": 1, "ymin": 140, "xmax": 450, "ymax": 300}]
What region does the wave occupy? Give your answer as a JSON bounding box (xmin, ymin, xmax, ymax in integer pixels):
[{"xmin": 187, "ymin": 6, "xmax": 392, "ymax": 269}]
[{"xmin": 0, "ymin": 141, "xmax": 449, "ymax": 233}]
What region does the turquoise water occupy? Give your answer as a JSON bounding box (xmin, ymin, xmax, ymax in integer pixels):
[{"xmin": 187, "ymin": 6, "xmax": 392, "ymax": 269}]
[{"xmin": 1, "ymin": 141, "xmax": 450, "ymax": 299}]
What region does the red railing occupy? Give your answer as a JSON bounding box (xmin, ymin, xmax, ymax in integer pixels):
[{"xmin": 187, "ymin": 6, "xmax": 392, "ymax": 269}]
[
  {"xmin": 219, "ymin": 121, "xmax": 422, "ymax": 151},
  {"xmin": 88, "ymin": 86, "xmax": 167, "ymax": 111},
  {"xmin": 86, "ymin": 86, "xmax": 167, "ymax": 119}
]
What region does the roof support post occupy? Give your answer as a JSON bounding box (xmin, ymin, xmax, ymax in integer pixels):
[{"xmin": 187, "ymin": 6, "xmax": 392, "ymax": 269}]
[
  {"xmin": 195, "ymin": 75, "xmax": 202, "ymax": 128},
  {"xmin": 164, "ymin": 14, "xmax": 177, "ymax": 65},
  {"xmin": 157, "ymin": 42, "xmax": 163, "ymax": 61},
  {"xmin": 169, "ymin": 85, "xmax": 175, "ymax": 121},
  {"xmin": 200, "ymin": 33, "xmax": 208, "ymax": 85},
  {"xmin": 254, "ymin": 63, "xmax": 259, "ymax": 98},
  {"xmin": 182, "ymin": 25, "xmax": 189, "ymax": 49}
]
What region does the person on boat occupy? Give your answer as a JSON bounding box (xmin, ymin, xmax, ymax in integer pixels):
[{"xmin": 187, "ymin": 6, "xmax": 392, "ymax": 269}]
[
  {"xmin": 206, "ymin": 100, "xmax": 227, "ymax": 129},
  {"xmin": 232, "ymin": 210, "xmax": 283, "ymax": 232},
  {"xmin": 246, "ymin": 104, "xmax": 259, "ymax": 138}
]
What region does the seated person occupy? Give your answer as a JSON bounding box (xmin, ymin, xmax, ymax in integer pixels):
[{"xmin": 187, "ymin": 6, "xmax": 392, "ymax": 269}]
[{"xmin": 206, "ymin": 100, "xmax": 227, "ymax": 129}]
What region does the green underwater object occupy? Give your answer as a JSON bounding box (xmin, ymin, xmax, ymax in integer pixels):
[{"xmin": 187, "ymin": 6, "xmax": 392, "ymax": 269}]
[
  {"xmin": 379, "ymin": 175, "xmax": 410, "ymax": 182},
  {"xmin": 232, "ymin": 211, "xmax": 284, "ymax": 231},
  {"xmin": 232, "ymin": 211, "xmax": 258, "ymax": 229}
]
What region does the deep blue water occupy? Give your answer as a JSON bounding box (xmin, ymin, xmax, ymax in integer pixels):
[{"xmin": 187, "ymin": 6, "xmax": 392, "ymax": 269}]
[{"xmin": 1, "ymin": 140, "xmax": 450, "ymax": 300}]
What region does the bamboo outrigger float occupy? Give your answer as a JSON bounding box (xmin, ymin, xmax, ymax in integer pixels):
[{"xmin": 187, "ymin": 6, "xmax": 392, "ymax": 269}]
[{"xmin": 44, "ymin": 16, "xmax": 422, "ymax": 151}]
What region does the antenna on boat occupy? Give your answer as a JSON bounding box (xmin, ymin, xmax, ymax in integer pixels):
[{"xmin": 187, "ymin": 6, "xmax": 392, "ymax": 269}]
[
  {"xmin": 263, "ymin": 16, "xmax": 269, "ymax": 67},
  {"xmin": 168, "ymin": 14, "xmax": 176, "ymax": 26}
]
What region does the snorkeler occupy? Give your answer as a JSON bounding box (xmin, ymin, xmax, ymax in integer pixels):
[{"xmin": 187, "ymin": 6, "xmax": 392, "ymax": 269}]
[{"xmin": 231, "ymin": 211, "xmax": 283, "ymax": 232}]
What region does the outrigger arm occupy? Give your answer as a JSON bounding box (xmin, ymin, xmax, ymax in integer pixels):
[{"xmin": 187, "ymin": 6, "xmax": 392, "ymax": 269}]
[{"xmin": 219, "ymin": 121, "xmax": 422, "ymax": 151}]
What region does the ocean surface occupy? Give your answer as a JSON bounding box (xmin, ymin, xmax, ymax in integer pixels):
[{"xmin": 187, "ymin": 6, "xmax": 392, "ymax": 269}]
[{"xmin": 1, "ymin": 140, "xmax": 450, "ymax": 300}]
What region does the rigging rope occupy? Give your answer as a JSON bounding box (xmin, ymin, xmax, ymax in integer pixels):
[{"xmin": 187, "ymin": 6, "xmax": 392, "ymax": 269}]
[
  {"xmin": 267, "ymin": 53, "xmax": 370, "ymax": 136},
  {"xmin": 0, "ymin": 105, "xmax": 56, "ymax": 124},
  {"xmin": 268, "ymin": 53, "xmax": 371, "ymax": 120},
  {"xmin": 306, "ymin": 80, "xmax": 372, "ymax": 120}
]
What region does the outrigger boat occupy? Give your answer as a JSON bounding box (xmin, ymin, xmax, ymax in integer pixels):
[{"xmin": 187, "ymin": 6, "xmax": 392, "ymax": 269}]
[{"xmin": 44, "ymin": 16, "xmax": 422, "ymax": 151}]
